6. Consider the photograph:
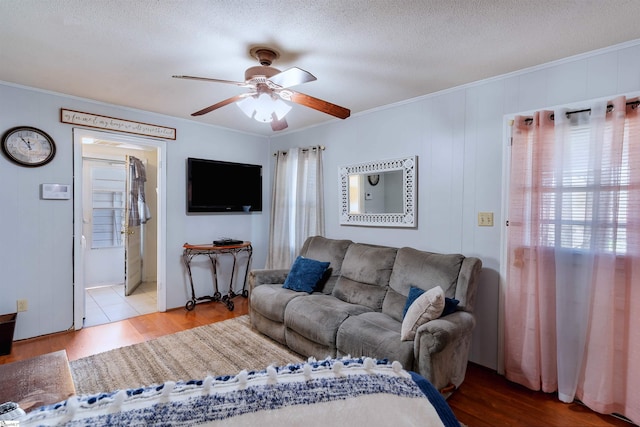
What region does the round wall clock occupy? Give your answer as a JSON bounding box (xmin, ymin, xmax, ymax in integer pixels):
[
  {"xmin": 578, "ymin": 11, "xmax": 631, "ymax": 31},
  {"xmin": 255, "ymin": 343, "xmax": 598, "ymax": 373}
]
[
  {"xmin": 367, "ymin": 174, "xmax": 380, "ymax": 186},
  {"xmin": 2, "ymin": 126, "xmax": 56, "ymax": 167}
]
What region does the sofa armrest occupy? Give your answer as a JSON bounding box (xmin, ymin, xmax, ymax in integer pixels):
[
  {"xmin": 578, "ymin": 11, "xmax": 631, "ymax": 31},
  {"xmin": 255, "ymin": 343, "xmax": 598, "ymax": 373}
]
[
  {"xmin": 412, "ymin": 310, "xmax": 476, "ymax": 391},
  {"xmin": 414, "ymin": 311, "xmax": 475, "ymax": 354},
  {"xmin": 248, "ymin": 269, "xmax": 289, "ymax": 294}
]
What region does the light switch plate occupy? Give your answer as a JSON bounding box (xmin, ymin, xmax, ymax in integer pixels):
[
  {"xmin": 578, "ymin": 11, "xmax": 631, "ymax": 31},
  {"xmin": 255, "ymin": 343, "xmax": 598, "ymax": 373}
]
[{"xmin": 478, "ymin": 212, "xmax": 494, "ymax": 226}]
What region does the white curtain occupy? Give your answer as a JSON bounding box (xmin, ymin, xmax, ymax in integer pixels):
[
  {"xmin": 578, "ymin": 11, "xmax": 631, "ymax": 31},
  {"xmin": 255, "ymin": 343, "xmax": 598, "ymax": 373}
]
[{"xmin": 265, "ymin": 146, "xmax": 325, "ymax": 269}]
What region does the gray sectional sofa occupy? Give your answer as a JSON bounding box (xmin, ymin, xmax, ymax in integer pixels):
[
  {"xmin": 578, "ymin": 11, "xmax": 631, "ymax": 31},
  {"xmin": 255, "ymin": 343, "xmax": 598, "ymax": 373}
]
[{"xmin": 248, "ymin": 235, "xmax": 482, "ymax": 393}]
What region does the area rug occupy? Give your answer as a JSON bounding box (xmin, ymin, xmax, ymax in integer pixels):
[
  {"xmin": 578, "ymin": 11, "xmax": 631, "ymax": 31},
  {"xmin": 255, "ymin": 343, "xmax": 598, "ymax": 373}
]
[{"xmin": 69, "ymin": 315, "xmax": 304, "ymax": 395}]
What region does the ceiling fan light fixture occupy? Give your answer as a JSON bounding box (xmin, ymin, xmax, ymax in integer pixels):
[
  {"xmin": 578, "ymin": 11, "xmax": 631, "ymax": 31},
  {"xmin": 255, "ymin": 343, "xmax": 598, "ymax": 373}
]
[
  {"xmin": 177, "ymin": 45, "xmax": 349, "ymax": 129},
  {"xmin": 236, "ymin": 93, "xmax": 291, "ymax": 123},
  {"xmin": 254, "ymin": 93, "xmax": 274, "ymax": 122},
  {"xmin": 236, "ymin": 96, "xmax": 257, "ymax": 118},
  {"xmin": 272, "ymin": 98, "xmax": 292, "ymax": 120}
]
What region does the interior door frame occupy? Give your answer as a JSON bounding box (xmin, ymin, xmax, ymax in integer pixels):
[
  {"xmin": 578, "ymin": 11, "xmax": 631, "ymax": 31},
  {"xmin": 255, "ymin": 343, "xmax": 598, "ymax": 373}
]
[
  {"xmin": 497, "ymin": 116, "xmax": 514, "ymax": 375},
  {"xmin": 73, "ymin": 128, "xmax": 167, "ymax": 329}
]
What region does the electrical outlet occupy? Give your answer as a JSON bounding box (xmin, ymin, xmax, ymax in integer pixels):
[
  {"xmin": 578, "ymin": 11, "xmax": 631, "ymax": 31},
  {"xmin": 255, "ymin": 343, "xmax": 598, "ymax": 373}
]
[
  {"xmin": 478, "ymin": 212, "xmax": 494, "ymax": 227},
  {"xmin": 17, "ymin": 299, "xmax": 28, "ymax": 312}
]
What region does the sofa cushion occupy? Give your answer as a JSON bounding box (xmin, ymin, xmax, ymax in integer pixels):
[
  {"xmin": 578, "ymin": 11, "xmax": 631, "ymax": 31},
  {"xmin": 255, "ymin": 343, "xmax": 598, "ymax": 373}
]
[
  {"xmin": 401, "ymin": 286, "xmax": 445, "ymax": 341},
  {"xmin": 332, "ymin": 244, "xmax": 397, "ymax": 311},
  {"xmin": 250, "ymin": 310, "xmax": 287, "ymax": 344},
  {"xmin": 282, "ymin": 256, "xmax": 330, "ymax": 293},
  {"xmin": 300, "ymin": 236, "xmax": 353, "ymax": 294},
  {"xmin": 284, "ymin": 328, "xmax": 337, "ymax": 359},
  {"xmin": 380, "ymin": 287, "xmax": 406, "ymax": 323},
  {"xmin": 251, "ymin": 285, "xmax": 305, "ymax": 323},
  {"xmin": 284, "ymin": 295, "xmax": 372, "ymax": 348},
  {"xmin": 337, "ymin": 312, "xmax": 414, "ymax": 369},
  {"xmin": 383, "ymin": 247, "xmax": 464, "ymax": 321}
]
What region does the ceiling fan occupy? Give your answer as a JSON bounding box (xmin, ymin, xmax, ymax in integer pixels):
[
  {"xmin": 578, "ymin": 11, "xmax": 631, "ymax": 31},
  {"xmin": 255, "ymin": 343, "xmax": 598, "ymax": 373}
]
[{"xmin": 173, "ymin": 47, "xmax": 350, "ymax": 131}]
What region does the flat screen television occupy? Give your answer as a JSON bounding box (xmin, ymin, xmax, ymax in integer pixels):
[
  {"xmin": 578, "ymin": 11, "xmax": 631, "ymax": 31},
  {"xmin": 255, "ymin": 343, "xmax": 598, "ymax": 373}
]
[{"xmin": 187, "ymin": 157, "xmax": 262, "ymax": 213}]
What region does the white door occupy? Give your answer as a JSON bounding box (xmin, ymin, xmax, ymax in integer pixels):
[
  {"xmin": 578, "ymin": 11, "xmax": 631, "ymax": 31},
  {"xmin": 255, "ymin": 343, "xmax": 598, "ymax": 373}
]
[
  {"xmin": 82, "ymin": 160, "xmax": 126, "ymax": 286},
  {"xmin": 124, "ymin": 155, "xmax": 143, "ymax": 296}
]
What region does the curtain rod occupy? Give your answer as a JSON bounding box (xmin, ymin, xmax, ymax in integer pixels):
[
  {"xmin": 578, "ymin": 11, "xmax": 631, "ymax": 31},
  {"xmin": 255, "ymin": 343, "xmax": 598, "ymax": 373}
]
[
  {"xmin": 522, "ymin": 100, "xmax": 639, "ymax": 124},
  {"xmin": 273, "ymin": 145, "xmax": 325, "ymax": 156}
]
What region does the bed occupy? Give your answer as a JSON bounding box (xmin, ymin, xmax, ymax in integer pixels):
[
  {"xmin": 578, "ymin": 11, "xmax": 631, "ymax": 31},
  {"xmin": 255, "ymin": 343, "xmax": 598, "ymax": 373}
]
[{"xmin": 20, "ymin": 357, "xmax": 461, "ymax": 426}]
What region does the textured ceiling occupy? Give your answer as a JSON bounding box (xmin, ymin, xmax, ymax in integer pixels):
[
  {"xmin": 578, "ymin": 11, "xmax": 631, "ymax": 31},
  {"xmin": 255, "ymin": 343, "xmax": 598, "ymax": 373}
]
[{"xmin": 2, "ymin": 0, "xmax": 640, "ymax": 136}]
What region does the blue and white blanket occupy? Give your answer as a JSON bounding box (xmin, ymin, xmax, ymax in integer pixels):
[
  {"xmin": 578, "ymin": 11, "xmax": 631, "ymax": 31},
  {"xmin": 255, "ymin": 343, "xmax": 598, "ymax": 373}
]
[{"xmin": 21, "ymin": 357, "xmax": 460, "ymax": 426}]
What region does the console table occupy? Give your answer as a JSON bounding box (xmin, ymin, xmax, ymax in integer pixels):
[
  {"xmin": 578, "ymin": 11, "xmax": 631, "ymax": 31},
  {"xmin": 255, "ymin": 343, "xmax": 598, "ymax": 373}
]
[
  {"xmin": 182, "ymin": 242, "xmax": 253, "ymax": 311},
  {"xmin": 0, "ymin": 350, "xmax": 76, "ymax": 413}
]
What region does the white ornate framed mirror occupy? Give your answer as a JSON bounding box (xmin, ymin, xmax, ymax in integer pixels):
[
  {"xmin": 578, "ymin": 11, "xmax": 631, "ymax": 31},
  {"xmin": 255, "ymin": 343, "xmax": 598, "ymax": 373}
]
[{"xmin": 339, "ymin": 155, "xmax": 417, "ymax": 227}]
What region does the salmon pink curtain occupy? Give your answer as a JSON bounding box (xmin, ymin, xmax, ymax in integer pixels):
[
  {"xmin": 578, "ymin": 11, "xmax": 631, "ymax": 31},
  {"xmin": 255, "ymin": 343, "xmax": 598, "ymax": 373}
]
[{"xmin": 505, "ymin": 96, "xmax": 640, "ymax": 423}]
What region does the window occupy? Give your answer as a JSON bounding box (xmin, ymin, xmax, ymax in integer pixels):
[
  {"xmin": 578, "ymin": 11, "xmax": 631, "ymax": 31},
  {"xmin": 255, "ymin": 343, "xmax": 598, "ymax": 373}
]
[
  {"xmin": 348, "ymin": 174, "xmax": 363, "ymax": 213},
  {"xmin": 534, "ymin": 116, "xmax": 630, "ymax": 254},
  {"xmin": 90, "ymin": 167, "xmax": 126, "ymax": 249}
]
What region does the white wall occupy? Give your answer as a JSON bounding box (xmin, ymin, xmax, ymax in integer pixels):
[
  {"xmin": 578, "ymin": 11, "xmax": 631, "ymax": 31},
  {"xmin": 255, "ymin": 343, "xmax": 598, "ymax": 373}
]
[
  {"xmin": 0, "ymin": 83, "xmax": 269, "ymax": 340},
  {"xmin": 270, "ymin": 40, "xmax": 640, "ymax": 370}
]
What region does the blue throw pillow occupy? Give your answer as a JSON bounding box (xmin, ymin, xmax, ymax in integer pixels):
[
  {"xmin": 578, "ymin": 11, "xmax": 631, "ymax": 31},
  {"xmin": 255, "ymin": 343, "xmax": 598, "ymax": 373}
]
[
  {"xmin": 442, "ymin": 297, "xmax": 460, "ymax": 316},
  {"xmin": 282, "ymin": 256, "xmax": 330, "ymax": 294},
  {"xmin": 402, "ymin": 286, "xmax": 460, "ymax": 319},
  {"xmin": 403, "ymin": 286, "xmax": 425, "ymax": 319}
]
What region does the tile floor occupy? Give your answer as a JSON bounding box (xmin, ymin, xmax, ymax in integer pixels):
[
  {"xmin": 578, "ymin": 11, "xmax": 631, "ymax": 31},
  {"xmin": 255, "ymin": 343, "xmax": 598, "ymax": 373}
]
[{"xmin": 84, "ymin": 281, "xmax": 157, "ymax": 327}]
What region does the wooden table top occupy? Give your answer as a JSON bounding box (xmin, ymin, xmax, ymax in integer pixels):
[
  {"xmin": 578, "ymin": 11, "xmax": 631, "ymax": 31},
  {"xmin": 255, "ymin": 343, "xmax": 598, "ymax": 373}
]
[
  {"xmin": 0, "ymin": 349, "xmax": 76, "ymax": 412},
  {"xmin": 183, "ymin": 241, "xmax": 252, "ymax": 251}
]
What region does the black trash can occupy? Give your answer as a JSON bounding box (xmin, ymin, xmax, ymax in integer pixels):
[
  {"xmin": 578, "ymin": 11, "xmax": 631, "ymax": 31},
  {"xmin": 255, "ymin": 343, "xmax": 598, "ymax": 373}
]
[{"xmin": 0, "ymin": 313, "xmax": 17, "ymax": 355}]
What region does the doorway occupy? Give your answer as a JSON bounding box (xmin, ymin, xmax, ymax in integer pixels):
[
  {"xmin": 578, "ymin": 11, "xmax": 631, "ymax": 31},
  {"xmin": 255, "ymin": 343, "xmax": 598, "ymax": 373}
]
[{"xmin": 73, "ymin": 129, "xmax": 167, "ymax": 328}]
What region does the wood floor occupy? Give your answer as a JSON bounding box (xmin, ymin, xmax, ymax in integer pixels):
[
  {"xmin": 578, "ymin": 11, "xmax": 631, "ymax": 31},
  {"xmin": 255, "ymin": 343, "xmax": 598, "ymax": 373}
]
[{"xmin": 0, "ymin": 297, "xmax": 633, "ymax": 427}]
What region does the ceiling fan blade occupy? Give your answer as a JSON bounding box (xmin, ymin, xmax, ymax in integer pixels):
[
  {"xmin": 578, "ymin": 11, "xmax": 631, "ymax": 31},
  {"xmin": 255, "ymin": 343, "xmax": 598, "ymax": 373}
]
[
  {"xmin": 285, "ymin": 90, "xmax": 350, "ymax": 119},
  {"xmin": 268, "ymin": 67, "xmax": 316, "ymax": 88},
  {"xmin": 191, "ymin": 94, "xmax": 248, "ymax": 116},
  {"xmin": 173, "ymin": 75, "xmax": 250, "ymax": 87},
  {"xmin": 271, "ymin": 114, "xmax": 288, "ymax": 131}
]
